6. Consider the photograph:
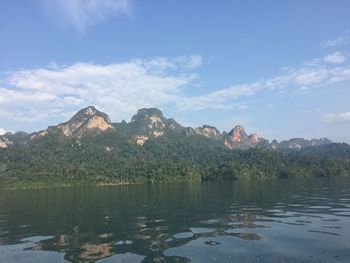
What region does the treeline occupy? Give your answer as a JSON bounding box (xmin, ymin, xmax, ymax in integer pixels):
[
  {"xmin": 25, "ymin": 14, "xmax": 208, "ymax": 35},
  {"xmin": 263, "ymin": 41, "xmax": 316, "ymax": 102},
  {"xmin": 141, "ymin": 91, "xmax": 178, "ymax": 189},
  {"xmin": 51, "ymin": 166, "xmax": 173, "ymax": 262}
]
[{"xmin": 0, "ymin": 131, "xmax": 349, "ymax": 187}]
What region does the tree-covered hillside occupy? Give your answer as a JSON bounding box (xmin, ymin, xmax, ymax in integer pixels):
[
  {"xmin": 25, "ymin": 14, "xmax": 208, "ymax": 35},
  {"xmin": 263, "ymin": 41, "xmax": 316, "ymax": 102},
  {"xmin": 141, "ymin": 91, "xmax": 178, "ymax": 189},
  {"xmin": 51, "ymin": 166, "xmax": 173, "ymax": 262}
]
[
  {"xmin": 1, "ymin": 130, "xmax": 349, "ymax": 187},
  {"xmin": 1, "ymin": 106, "xmax": 349, "ymax": 187}
]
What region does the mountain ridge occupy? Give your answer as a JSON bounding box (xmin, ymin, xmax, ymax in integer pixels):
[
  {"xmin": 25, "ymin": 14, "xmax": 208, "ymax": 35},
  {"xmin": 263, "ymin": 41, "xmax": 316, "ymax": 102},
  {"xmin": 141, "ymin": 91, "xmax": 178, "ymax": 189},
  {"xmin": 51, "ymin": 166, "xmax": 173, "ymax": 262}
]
[
  {"xmin": 1, "ymin": 106, "xmax": 350, "ymax": 187},
  {"xmin": 0, "ymin": 106, "xmax": 336, "ymax": 150}
]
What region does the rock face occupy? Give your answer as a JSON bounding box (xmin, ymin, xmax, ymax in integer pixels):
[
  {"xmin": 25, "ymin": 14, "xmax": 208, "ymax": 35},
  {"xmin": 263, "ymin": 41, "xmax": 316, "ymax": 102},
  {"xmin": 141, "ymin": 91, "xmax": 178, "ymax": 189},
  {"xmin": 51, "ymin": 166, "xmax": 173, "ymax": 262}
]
[
  {"xmin": 249, "ymin": 133, "xmax": 259, "ymax": 143},
  {"xmin": 224, "ymin": 125, "xmax": 261, "ymax": 149},
  {"xmin": 182, "ymin": 125, "xmax": 221, "ymax": 140},
  {"xmin": 195, "ymin": 125, "xmax": 221, "ymax": 140},
  {"xmin": 133, "ymin": 135, "xmax": 149, "ymax": 146},
  {"xmin": 131, "ymin": 108, "xmax": 166, "ymax": 134},
  {"xmin": 126, "ymin": 108, "xmax": 184, "ymax": 144},
  {"xmin": 278, "ymin": 138, "xmax": 308, "ymax": 150},
  {"xmin": 0, "ymin": 131, "xmax": 28, "ymax": 148},
  {"xmin": 181, "ymin": 127, "xmax": 196, "ymax": 137},
  {"xmin": 0, "ymin": 137, "xmax": 12, "ymax": 148},
  {"xmin": 230, "ymin": 125, "xmax": 246, "ymax": 142},
  {"xmin": 182, "ymin": 124, "xmax": 271, "ymax": 149},
  {"xmin": 274, "ymin": 137, "xmax": 333, "ymax": 150},
  {"xmin": 31, "ymin": 106, "xmax": 114, "ymax": 139}
]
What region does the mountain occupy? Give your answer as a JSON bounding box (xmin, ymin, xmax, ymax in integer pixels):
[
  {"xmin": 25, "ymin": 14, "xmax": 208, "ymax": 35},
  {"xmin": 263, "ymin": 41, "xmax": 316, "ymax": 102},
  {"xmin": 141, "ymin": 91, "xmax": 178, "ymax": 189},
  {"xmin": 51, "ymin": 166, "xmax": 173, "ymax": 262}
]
[
  {"xmin": 0, "ymin": 106, "xmax": 335, "ymax": 150},
  {"xmin": 0, "ymin": 131, "xmax": 29, "ymax": 148},
  {"xmin": 0, "ymin": 106, "xmax": 349, "ymax": 187},
  {"xmin": 0, "ymin": 136, "xmax": 12, "ymax": 148},
  {"xmin": 299, "ymin": 143, "xmax": 350, "ymax": 160},
  {"xmin": 182, "ymin": 125, "xmax": 221, "ymax": 140},
  {"xmin": 224, "ymin": 125, "xmax": 262, "ymax": 150},
  {"xmin": 114, "ymin": 108, "xmax": 184, "ymax": 145},
  {"xmin": 30, "ymin": 106, "xmax": 114, "ymax": 140},
  {"xmin": 182, "ymin": 124, "xmax": 262, "ymax": 150},
  {"xmin": 275, "ymin": 137, "xmax": 333, "ymax": 150}
]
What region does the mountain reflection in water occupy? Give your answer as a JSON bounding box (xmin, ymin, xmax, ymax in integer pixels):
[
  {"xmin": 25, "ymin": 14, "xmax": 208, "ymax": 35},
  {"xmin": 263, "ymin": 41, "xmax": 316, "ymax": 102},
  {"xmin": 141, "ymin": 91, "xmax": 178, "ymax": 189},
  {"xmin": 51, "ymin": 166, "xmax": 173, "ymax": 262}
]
[{"xmin": 0, "ymin": 177, "xmax": 350, "ymax": 262}]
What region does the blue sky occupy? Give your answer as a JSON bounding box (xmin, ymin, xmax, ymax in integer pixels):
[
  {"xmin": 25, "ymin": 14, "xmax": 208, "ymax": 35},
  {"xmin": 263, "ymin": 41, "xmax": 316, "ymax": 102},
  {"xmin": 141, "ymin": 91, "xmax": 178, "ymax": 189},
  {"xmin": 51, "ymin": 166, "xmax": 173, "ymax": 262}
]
[{"xmin": 1, "ymin": 0, "xmax": 350, "ymax": 142}]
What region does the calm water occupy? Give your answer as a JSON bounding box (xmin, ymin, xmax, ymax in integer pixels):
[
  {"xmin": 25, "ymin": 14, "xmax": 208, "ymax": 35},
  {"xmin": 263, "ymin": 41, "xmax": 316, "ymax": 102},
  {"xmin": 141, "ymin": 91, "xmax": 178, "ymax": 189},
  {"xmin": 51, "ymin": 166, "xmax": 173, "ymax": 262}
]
[{"xmin": 0, "ymin": 178, "xmax": 350, "ymax": 263}]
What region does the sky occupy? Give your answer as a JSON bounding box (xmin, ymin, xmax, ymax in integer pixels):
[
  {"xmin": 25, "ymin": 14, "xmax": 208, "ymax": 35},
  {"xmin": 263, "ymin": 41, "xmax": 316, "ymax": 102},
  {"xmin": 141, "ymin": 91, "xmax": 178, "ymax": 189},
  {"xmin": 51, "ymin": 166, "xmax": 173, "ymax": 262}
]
[{"xmin": 1, "ymin": 0, "xmax": 350, "ymax": 143}]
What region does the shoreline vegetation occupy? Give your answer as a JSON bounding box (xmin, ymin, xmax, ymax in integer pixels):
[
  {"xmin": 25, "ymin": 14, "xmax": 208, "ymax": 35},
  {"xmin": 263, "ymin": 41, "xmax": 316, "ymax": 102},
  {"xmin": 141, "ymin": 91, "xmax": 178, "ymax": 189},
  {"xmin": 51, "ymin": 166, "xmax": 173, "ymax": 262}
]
[
  {"xmin": 2, "ymin": 176, "xmax": 350, "ymax": 191},
  {"xmin": 0, "ymin": 167, "xmax": 350, "ymax": 190},
  {"xmin": 1, "ymin": 180, "xmax": 131, "ymax": 190}
]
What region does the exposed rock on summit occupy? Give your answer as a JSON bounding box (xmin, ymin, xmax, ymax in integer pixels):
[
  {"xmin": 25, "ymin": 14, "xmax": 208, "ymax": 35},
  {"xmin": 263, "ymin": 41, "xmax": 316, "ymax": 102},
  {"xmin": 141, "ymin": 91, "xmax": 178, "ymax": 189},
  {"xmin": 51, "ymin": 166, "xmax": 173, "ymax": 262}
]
[
  {"xmin": 224, "ymin": 125, "xmax": 261, "ymax": 149},
  {"xmin": 195, "ymin": 125, "xmax": 221, "ymax": 139},
  {"xmin": 1, "ymin": 106, "xmax": 334, "ymax": 150},
  {"xmin": 249, "ymin": 133, "xmax": 259, "ymax": 143},
  {"xmin": 126, "ymin": 108, "xmax": 183, "ymax": 144},
  {"xmin": 230, "ymin": 125, "xmax": 246, "ymax": 142},
  {"xmin": 182, "ymin": 125, "xmax": 221, "ymax": 140},
  {"xmin": 275, "ymin": 137, "xmax": 333, "ymax": 150},
  {"xmin": 31, "ymin": 106, "xmax": 114, "ymax": 139},
  {"xmin": 0, "ymin": 131, "xmax": 29, "ymax": 148},
  {"xmin": 0, "ymin": 137, "xmax": 12, "ymax": 148}
]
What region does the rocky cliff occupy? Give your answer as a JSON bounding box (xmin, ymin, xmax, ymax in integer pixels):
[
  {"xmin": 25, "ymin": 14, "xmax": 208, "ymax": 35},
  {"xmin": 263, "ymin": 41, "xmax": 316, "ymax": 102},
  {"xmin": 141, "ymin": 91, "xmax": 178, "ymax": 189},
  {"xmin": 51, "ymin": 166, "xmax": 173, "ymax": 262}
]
[
  {"xmin": 30, "ymin": 106, "xmax": 114, "ymax": 140},
  {"xmin": 223, "ymin": 125, "xmax": 263, "ymax": 149}
]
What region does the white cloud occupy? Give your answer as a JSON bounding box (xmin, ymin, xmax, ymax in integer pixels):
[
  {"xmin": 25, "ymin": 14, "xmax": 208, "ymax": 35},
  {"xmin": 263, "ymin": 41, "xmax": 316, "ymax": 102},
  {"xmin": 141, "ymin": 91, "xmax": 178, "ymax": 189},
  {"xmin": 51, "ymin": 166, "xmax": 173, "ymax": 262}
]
[
  {"xmin": 325, "ymin": 112, "xmax": 350, "ymax": 124},
  {"xmin": 1, "ymin": 54, "xmax": 350, "ymax": 126},
  {"xmin": 42, "ymin": 0, "xmax": 131, "ymax": 32},
  {"xmin": 179, "ymin": 55, "xmax": 203, "ymax": 69},
  {"xmin": 324, "ymin": 37, "xmax": 349, "ymax": 47},
  {"xmin": 178, "ymin": 84, "xmax": 256, "ymax": 111},
  {"xmin": 324, "ymin": 52, "xmax": 346, "ymax": 64},
  {"xmin": 0, "ymin": 128, "xmax": 6, "ymax": 135},
  {"xmin": 1, "ymin": 57, "xmax": 199, "ymax": 122},
  {"xmin": 179, "ymin": 56, "xmax": 350, "ymax": 110},
  {"xmin": 294, "ymin": 69, "xmax": 328, "ymax": 86}
]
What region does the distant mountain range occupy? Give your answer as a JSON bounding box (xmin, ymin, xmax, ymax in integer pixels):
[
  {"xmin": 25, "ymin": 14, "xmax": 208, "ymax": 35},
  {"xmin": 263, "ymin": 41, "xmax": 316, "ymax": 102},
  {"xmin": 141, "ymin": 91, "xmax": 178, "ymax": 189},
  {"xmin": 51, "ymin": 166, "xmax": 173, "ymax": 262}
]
[
  {"xmin": 1, "ymin": 106, "xmax": 349, "ymax": 187},
  {"xmin": 0, "ymin": 106, "xmax": 335, "ymax": 150}
]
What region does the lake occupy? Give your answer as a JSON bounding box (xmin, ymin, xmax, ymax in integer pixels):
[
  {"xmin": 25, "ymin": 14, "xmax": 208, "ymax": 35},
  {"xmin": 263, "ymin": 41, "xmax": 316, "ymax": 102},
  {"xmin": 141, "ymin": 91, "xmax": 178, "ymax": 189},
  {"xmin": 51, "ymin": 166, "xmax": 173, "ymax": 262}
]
[{"xmin": 0, "ymin": 178, "xmax": 350, "ymax": 262}]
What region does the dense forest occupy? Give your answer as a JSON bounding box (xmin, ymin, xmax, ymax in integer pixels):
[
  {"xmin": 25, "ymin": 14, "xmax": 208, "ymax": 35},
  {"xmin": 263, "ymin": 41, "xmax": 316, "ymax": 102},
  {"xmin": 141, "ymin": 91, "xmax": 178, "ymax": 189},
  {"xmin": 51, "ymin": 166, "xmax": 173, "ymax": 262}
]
[{"xmin": 1, "ymin": 129, "xmax": 350, "ymax": 188}]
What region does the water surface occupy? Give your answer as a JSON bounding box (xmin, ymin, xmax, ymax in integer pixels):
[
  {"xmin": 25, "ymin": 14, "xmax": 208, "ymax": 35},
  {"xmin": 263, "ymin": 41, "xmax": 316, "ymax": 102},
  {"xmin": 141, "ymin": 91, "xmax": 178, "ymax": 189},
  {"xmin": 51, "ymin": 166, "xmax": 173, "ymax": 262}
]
[{"xmin": 0, "ymin": 178, "xmax": 350, "ymax": 262}]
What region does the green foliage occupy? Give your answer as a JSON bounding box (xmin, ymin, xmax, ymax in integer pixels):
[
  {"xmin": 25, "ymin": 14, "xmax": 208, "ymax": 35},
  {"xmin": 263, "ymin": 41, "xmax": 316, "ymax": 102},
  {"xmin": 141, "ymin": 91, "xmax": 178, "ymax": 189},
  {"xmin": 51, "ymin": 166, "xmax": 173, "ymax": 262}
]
[{"xmin": 0, "ymin": 132, "xmax": 349, "ymax": 188}]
